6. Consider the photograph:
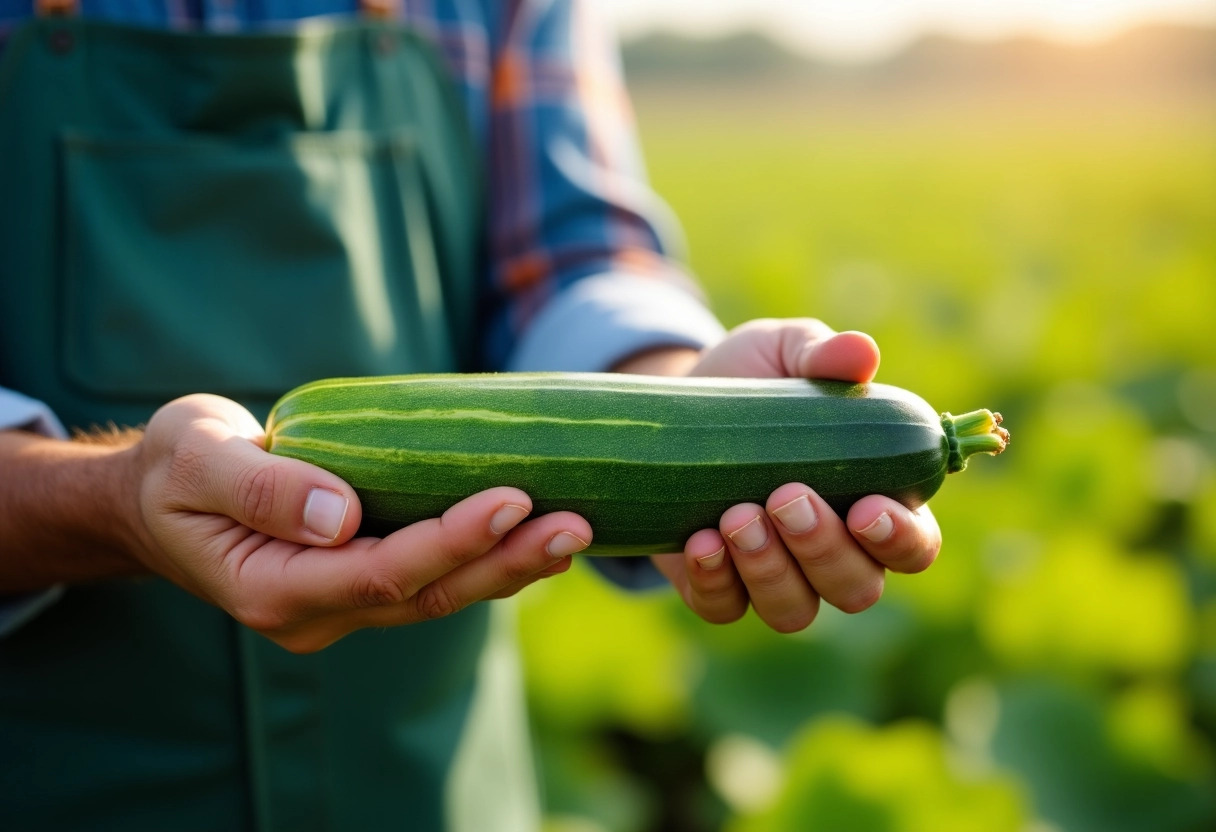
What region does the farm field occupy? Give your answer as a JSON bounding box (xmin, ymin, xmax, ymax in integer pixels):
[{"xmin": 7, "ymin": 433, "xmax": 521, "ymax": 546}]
[{"xmin": 518, "ymin": 67, "xmax": 1216, "ymax": 832}]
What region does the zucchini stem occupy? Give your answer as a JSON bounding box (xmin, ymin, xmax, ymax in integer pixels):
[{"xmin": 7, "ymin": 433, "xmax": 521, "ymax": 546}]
[{"xmin": 942, "ymin": 409, "xmax": 1010, "ymax": 473}]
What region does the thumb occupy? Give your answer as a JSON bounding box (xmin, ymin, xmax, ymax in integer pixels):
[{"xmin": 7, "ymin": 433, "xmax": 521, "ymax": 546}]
[
  {"xmin": 791, "ymin": 327, "xmax": 881, "ymax": 383},
  {"xmin": 215, "ymin": 439, "xmax": 362, "ymax": 545},
  {"xmin": 148, "ymin": 394, "xmax": 363, "ymax": 546}
]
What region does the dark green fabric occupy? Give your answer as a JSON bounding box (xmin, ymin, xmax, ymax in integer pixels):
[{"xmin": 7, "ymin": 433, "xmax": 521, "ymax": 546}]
[
  {"xmin": 0, "ymin": 17, "xmax": 492, "ymax": 831},
  {"xmin": 0, "ymin": 17, "xmax": 483, "ymax": 427}
]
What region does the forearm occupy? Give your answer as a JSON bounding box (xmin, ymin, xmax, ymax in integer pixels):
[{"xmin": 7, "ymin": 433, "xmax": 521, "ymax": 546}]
[{"xmin": 0, "ymin": 429, "xmax": 148, "ymax": 593}]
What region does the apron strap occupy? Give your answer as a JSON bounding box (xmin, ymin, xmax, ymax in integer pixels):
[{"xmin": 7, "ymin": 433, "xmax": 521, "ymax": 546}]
[{"xmin": 35, "ymin": 0, "xmax": 78, "ymax": 16}]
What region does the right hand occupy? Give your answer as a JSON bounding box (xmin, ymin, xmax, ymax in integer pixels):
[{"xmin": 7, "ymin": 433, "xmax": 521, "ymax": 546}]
[
  {"xmin": 123, "ymin": 394, "xmax": 590, "ymax": 653},
  {"xmin": 641, "ymin": 320, "xmax": 940, "ymax": 634}
]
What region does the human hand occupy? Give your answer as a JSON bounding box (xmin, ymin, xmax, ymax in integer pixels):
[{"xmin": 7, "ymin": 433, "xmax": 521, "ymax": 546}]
[
  {"xmin": 126, "ymin": 394, "xmax": 589, "ymax": 652},
  {"xmin": 644, "ymin": 319, "xmax": 943, "ymax": 633}
]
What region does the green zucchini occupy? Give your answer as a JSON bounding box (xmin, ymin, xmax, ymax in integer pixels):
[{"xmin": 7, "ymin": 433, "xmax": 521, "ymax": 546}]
[{"xmin": 265, "ymin": 373, "xmax": 1009, "ymax": 555}]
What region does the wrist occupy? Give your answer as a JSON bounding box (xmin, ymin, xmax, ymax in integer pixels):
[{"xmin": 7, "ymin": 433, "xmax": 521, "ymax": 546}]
[
  {"xmin": 103, "ymin": 436, "xmax": 159, "ymax": 573},
  {"xmin": 0, "ymin": 429, "xmax": 152, "ymax": 592},
  {"xmin": 61, "ymin": 427, "xmax": 153, "ymax": 566}
]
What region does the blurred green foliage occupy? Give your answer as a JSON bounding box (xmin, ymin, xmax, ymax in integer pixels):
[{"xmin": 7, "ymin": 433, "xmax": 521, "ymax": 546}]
[
  {"xmin": 730, "ymin": 717, "xmax": 1026, "ymax": 832},
  {"xmin": 521, "ymin": 60, "xmax": 1216, "ymax": 832}
]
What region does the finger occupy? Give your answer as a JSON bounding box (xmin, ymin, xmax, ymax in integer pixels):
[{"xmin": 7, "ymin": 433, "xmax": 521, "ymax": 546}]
[
  {"xmin": 268, "ymin": 545, "xmax": 576, "ymax": 653},
  {"xmin": 795, "ymin": 330, "xmax": 881, "ymax": 383},
  {"xmin": 847, "ymin": 496, "xmax": 942, "ymax": 574},
  {"xmin": 763, "ymin": 319, "xmax": 878, "ymax": 381},
  {"xmin": 687, "ymin": 317, "xmax": 832, "ymax": 378},
  {"xmin": 153, "ymin": 395, "xmax": 364, "ymax": 546},
  {"xmin": 484, "ymin": 554, "xmax": 575, "ymax": 600},
  {"xmin": 244, "ymin": 531, "xmax": 579, "ymax": 653},
  {"xmin": 720, "ymin": 503, "xmax": 820, "ymax": 633},
  {"xmin": 766, "ymin": 483, "xmax": 885, "ymax": 614},
  {"xmin": 651, "ymin": 530, "xmax": 749, "ymax": 624},
  {"xmin": 682, "ymin": 528, "xmax": 749, "ymax": 624},
  {"xmin": 242, "ymin": 487, "xmax": 538, "ymax": 623},
  {"xmin": 397, "ymin": 510, "xmax": 591, "ymax": 620}
]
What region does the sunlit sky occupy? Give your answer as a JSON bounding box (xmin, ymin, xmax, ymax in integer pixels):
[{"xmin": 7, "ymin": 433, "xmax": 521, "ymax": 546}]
[{"xmin": 602, "ymin": 0, "xmax": 1216, "ymax": 63}]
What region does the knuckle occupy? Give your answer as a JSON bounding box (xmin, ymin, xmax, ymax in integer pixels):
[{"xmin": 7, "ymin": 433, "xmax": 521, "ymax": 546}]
[
  {"xmin": 352, "ymin": 569, "xmax": 409, "ymax": 609},
  {"xmin": 162, "ymin": 438, "xmax": 210, "ymax": 498},
  {"xmin": 234, "ymin": 464, "xmax": 282, "ymax": 530},
  {"xmin": 745, "ymin": 556, "xmax": 794, "ymax": 591},
  {"xmin": 431, "ymin": 518, "xmax": 481, "ymax": 571},
  {"xmin": 498, "ymin": 552, "xmax": 548, "ymax": 586},
  {"xmin": 414, "ymin": 581, "xmax": 463, "ymax": 621},
  {"xmin": 791, "ymin": 541, "xmax": 845, "ymax": 572}
]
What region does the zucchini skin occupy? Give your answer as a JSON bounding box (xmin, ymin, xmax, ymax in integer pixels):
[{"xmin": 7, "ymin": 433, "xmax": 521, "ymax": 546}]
[{"xmin": 265, "ymin": 373, "xmax": 951, "ymax": 555}]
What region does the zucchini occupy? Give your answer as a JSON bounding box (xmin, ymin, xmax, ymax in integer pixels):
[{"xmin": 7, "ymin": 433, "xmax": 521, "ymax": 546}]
[{"xmin": 265, "ymin": 373, "xmax": 1009, "ymax": 555}]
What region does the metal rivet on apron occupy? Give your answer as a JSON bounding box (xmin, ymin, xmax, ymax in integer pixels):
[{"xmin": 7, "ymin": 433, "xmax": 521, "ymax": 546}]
[{"xmin": 48, "ymin": 28, "xmax": 74, "ymax": 55}]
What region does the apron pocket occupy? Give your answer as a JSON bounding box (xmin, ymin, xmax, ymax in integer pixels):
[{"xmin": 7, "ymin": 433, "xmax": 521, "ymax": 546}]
[{"xmin": 58, "ymin": 128, "xmax": 454, "ymax": 406}]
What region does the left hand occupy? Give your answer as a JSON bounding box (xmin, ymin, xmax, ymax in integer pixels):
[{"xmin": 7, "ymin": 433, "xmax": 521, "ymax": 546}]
[{"xmin": 616, "ymin": 318, "xmax": 942, "ymax": 634}]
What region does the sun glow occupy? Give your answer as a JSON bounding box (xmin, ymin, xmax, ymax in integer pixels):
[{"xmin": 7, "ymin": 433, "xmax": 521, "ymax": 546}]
[{"xmin": 603, "ymin": 0, "xmax": 1216, "ymax": 63}]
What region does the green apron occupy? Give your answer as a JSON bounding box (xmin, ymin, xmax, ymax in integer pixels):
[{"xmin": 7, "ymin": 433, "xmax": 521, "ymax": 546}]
[{"xmin": 0, "ymin": 12, "xmax": 536, "ymax": 831}]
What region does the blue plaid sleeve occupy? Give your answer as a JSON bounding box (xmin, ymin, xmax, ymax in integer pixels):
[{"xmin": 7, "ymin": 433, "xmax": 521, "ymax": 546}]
[{"xmin": 480, "ymin": 0, "xmax": 722, "ymax": 370}]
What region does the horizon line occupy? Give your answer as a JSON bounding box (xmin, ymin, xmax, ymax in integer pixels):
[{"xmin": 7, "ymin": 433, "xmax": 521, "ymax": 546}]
[{"xmin": 616, "ymin": 15, "xmax": 1216, "ymax": 67}]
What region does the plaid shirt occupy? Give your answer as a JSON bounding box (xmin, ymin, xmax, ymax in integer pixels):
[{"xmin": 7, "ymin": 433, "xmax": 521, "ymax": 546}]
[{"xmin": 0, "ymin": 0, "xmax": 724, "ymax": 370}]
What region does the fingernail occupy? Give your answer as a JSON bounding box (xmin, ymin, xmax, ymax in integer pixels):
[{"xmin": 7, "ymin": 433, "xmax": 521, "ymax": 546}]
[
  {"xmin": 547, "ymin": 531, "xmax": 590, "ymax": 558},
  {"xmin": 490, "ymin": 503, "xmax": 530, "ymax": 535},
  {"xmin": 697, "ymin": 547, "xmax": 726, "ymax": 570},
  {"xmin": 771, "ymin": 494, "xmax": 818, "ymax": 534},
  {"xmin": 855, "ymin": 512, "xmax": 894, "ymax": 543},
  {"xmin": 727, "ymin": 516, "xmax": 768, "ymax": 552},
  {"xmin": 304, "ymin": 488, "xmax": 348, "ymax": 542}
]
